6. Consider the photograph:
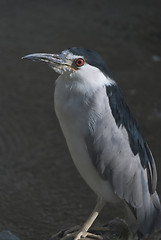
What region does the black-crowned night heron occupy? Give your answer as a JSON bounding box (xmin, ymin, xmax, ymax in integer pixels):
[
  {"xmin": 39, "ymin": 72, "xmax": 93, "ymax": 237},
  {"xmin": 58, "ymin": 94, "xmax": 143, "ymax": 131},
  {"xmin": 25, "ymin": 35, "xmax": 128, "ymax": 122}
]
[{"xmin": 23, "ymin": 47, "xmax": 161, "ymax": 239}]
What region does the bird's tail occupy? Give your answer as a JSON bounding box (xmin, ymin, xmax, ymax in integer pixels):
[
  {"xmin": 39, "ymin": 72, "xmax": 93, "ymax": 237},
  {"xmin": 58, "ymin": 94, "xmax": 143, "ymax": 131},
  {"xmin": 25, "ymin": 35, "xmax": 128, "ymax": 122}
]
[
  {"xmin": 126, "ymin": 191, "xmax": 161, "ymax": 236},
  {"xmin": 137, "ymin": 191, "xmax": 161, "ymax": 235}
]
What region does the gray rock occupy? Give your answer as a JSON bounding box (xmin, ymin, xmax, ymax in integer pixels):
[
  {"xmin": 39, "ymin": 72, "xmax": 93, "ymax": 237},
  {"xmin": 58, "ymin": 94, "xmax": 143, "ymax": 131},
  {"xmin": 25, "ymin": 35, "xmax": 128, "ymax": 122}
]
[{"xmin": 0, "ymin": 231, "xmax": 20, "ymax": 240}]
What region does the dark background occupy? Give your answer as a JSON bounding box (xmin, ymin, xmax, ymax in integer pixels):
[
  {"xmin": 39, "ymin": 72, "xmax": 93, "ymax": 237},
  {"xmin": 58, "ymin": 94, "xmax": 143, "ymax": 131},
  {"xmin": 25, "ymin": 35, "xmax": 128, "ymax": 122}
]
[{"xmin": 0, "ymin": 0, "xmax": 161, "ymax": 239}]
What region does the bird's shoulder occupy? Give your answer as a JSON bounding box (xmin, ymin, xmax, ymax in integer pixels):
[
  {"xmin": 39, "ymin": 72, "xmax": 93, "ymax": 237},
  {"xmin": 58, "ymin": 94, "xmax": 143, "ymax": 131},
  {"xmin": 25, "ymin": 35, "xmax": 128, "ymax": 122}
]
[{"xmin": 106, "ymin": 84, "xmax": 149, "ymax": 168}]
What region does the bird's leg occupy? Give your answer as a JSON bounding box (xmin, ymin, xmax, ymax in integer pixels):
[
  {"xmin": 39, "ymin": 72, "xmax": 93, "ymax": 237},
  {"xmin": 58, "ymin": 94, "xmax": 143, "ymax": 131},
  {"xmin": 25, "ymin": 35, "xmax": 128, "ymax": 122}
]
[
  {"xmin": 73, "ymin": 198, "xmax": 105, "ymax": 240},
  {"xmin": 60, "ymin": 198, "xmax": 105, "ymax": 240}
]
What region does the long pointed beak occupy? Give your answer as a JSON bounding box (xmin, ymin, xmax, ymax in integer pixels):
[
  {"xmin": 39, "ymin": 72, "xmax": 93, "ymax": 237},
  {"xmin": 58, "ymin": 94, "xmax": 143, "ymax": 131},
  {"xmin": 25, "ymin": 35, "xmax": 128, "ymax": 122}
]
[
  {"xmin": 22, "ymin": 53, "xmax": 67, "ymax": 65},
  {"xmin": 22, "ymin": 52, "xmax": 72, "ymax": 74}
]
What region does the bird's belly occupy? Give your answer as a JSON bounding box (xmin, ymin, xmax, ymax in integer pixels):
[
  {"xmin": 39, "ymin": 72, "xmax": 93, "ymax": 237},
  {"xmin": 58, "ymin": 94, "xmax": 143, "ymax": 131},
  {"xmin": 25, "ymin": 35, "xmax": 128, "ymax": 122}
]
[
  {"xmin": 54, "ymin": 79, "xmax": 119, "ymax": 202},
  {"xmin": 64, "ymin": 132, "xmax": 119, "ymax": 203},
  {"xmin": 54, "ymin": 102, "xmax": 119, "ymax": 203}
]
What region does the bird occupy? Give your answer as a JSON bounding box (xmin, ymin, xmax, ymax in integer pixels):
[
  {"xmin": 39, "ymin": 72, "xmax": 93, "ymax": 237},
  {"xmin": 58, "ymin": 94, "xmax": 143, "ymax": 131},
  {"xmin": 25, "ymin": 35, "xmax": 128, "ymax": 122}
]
[{"xmin": 22, "ymin": 47, "xmax": 161, "ymax": 239}]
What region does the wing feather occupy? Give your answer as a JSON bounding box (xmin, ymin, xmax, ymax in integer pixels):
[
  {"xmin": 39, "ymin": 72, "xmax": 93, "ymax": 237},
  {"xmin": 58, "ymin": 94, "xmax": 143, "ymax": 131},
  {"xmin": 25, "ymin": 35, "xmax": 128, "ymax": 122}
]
[{"xmin": 85, "ymin": 84, "xmax": 157, "ymax": 209}]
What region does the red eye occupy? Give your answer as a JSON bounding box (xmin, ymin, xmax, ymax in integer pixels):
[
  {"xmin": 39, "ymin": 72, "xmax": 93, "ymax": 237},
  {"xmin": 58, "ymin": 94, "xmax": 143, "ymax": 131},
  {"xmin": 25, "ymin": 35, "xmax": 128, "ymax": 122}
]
[{"xmin": 75, "ymin": 58, "xmax": 84, "ymax": 67}]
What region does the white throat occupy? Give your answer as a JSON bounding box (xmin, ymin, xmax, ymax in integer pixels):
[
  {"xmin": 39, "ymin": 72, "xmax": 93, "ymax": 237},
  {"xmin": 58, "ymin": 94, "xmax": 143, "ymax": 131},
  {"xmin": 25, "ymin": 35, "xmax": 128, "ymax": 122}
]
[{"xmin": 56, "ymin": 64, "xmax": 115, "ymax": 96}]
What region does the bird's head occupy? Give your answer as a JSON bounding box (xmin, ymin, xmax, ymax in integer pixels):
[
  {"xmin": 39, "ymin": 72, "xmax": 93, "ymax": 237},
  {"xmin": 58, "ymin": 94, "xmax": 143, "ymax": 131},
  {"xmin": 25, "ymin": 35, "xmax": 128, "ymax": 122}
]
[{"xmin": 22, "ymin": 47, "xmax": 112, "ymax": 79}]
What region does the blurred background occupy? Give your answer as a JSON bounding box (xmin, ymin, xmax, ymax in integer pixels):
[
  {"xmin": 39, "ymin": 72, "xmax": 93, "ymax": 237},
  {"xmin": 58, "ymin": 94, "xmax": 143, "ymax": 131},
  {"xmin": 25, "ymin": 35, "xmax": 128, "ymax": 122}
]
[{"xmin": 0, "ymin": 0, "xmax": 161, "ymax": 239}]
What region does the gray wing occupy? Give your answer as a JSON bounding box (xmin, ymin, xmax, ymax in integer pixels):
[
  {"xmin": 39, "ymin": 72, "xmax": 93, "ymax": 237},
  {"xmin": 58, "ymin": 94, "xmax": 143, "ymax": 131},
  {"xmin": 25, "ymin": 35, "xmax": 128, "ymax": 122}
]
[{"xmin": 85, "ymin": 85, "xmax": 157, "ymax": 208}]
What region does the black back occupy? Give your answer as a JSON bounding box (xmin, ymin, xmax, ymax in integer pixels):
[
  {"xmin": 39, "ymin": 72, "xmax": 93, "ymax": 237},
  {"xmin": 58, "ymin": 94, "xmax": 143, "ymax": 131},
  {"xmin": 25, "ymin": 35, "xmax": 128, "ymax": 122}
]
[
  {"xmin": 106, "ymin": 84, "xmax": 157, "ymax": 193},
  {"xmin": 106, "ymin": 84, "xmax": 150, "ymax": 168}
]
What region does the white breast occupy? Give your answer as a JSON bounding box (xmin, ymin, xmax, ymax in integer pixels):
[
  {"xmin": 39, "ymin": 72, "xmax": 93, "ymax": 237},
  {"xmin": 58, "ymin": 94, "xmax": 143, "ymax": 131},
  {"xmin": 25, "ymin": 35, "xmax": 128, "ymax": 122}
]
[{"xmin": 54, "ymin": 74, "xmax": 119, "ymax": 203}]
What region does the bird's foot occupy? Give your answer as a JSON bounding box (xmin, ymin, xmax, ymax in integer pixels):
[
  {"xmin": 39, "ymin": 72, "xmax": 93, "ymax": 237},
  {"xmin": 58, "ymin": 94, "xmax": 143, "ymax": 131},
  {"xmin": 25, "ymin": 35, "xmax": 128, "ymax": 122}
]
[
  {"xmin": 51, "ymin": 225, "xmax": 104, "ymax": 240},
  {"xmin": 50, "ymin": 218, "xmax": 131, "ymax": 240},
  {"xmin": 73, "ymin": 230, "xmax": 103, "ymax": 240}
]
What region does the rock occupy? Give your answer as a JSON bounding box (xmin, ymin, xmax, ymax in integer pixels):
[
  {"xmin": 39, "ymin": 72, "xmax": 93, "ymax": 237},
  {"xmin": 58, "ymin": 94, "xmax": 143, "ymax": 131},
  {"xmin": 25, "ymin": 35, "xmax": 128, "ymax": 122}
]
[
  {"xmin": 49, "ymin": 218, "xmax": 136, "ymax": 240},
  {"xmin": 49, "ymin": 218, "xmax": 161, "ymax": 240},
  {"xmin": 0, "ymin": 231, "xmax": 20, "ymax": 240}
]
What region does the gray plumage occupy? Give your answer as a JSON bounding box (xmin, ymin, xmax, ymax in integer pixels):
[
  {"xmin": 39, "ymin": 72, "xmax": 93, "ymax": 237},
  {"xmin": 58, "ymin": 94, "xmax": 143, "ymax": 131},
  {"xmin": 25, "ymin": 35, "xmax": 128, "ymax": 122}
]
[
  {"xmin": 23, "ymin": 47, "xmax": 161, "ymax": 238},
  {"xmin": 85, "ymin": 86, "xmax": 161, "ymax": 234}
]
